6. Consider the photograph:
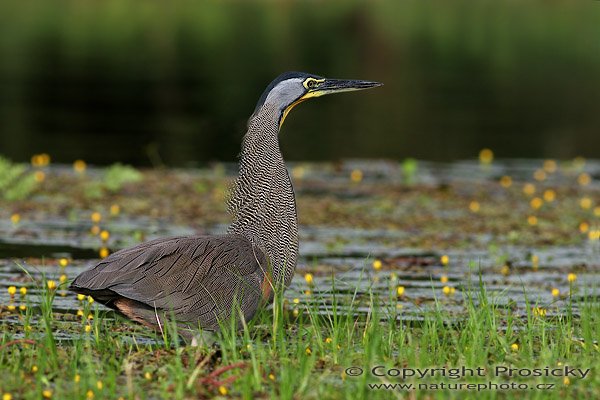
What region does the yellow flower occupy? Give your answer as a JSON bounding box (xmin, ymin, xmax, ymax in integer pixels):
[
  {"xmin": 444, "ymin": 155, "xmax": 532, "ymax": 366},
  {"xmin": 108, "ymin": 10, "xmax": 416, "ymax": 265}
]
[
  {"xmin": 10, "ymin": 213, "xmax": 20, "ymax": 225},
  {"xmin": 442, "ymin": 286, "xmax": 451, "ymax": 295},
  {"xmin": 396, "ymin": 286, "xmax": 405, "ymax": 296},
  {"xmin": 96, "ymin": 381, "xmax": 103, "ymax": 390},
  {"xmin": 7, "ymin": 305, "xmax": 16, "ymax": 311},
  {"xmin": 372, "ymin": 259, "xmax": 382, "ymax": 271},
  {"xmin": 479, "ymin": 148, "xmax": 493, "ymax": 164},
  {"xmin": 34, "ymin": 171, "xmax": 46, "ymax": 183},
  {"xmin": 32, "ymin": 365, "xmax": 38, "ymax": 372},
  {"xmin": 350, "ymin": 169, "xmax": 363, "ymax": 183},
  {"xmin": 440, "ymin": 255, "xmax": 449, "ymax": 266},
  {"xmin": 530, "ymin": 197, "xmax": 543, "ymax": 210},
  {"xmin": 593, "ymin": 206, "xmax": 600, "ymax": 217},
  {"xmin": 325, "ymin": 337, "xmax": 333, "ymax": 344},
  {"xmin": 293, "ymin": 298, "xmax": 300, "ymax": 304},
  {"xmin": 90, "ymin": 226, "xmax": 100, "ymax": 235},
  {"xmin": 580, "ymin": 197, "xmax": 592, "ymax": 210},
  {"xmin": 577, "ymin": 173, "xmax": 591, "ymax": 186},
  {"xmin": 42, "ymin": 389, "xmax": 52, "ymax": 398},
  {"xmin": 73, "ymin": 160, "xmax": 87, "ymax": 173},
  {"xmin": 579, "ymin": 222, "xmax": 589, "ymax": 233},
  {"xmin": 510, "ymin": 343, "xmax": 519, "ymax": 351},
  {"xmin": 77, "ymin": 294, "xmax": 86, "ymax": 301},
  {"xmin": 532, "ymin": 307, "xmax": 547, "ymax": 317},
  {"xmin": 551, "ymin": 288, "xmax": 560, "ymax": 297},
  {"xmin": 305, "ymin": 347, "xmax": 312, "ymax": 355},
  {"xmin": 533, "ymin": 169, "xmax": 546, "ymax": 181},
  {"xmin": 100, "ymin": 230, "xmax": 110, "ymax": 242},
  {"xmin": 59, "ymin": 258, "xmax": 69, "ymax": 267},
  {"xmin": 531, "ymin": 255, "xmax": 539, "ymax": 270},
  {"xmin": 304, "ymin": 273, "xmax": 313, "ymax": 285},
  {"xmin": 469, "ymin": 201, "xmax": 480, "ymax": 213},
  {"xmin": 543, "ymin": 189, "xmax": 556, "ymax": 202},
  {"xmin": 3, "ymin": 393, "xmax": 13, "ymax": 400},
  {"xmin": 19, "ymin": 305, "xmax": 26, "ymax": 311},
  {"xmin": 527, "ymin": 216, "xmax": 538, "ymax": 226},
  {"xmin": 40, "ymin": 153, "xmax": 50, "ymax": 166},
  {"xmin": 567, "ymin": 273, "xmax": 577, "ymax": 283},
  {"xmin": 87, "ymin": 296, "xmax": 94, "ymax": 304},
  {"xmin": 499, "ymin": 176, "xmax": 512, "ymax": 188},
  {"xmin": 85, "ymin": 325, "xmax": 92, "ymax": 333},
  {"xmin": 99, "ymin": 248, "xmax": 109, "ymax": 258},
  {"xmin": 218, "ymin": 386, "xmax": 228, "ymax": 395},
  {"xmin": 46, "ymin": 280, "xmax": 57, "ymax": 290},
  {"xmin": 59, "ymin": 274, "xmax": 68, "ymax": 284},
  {"xmin": 86, "ymin": 390, "xmax": 94, "ymax": 399},
  {"xmin": 144, "ymin": 372, "xmax": 152, "ymax": 380},
  {"xmin": 440, "ymin": 275, "xmax": 448, "ymax": 284},
  {"xmin": 7, "ymin": 286, "xmax": 16, "ymax": 297},
  {"xmin": 20, "ymin": 287, "xmax": 27, "ymax": 296},
  {"xmin": 91, "ymin": 212, "xmax": 102, "ymax": 223},
  {"xmin": 590, "ymin": 230, "xmax": 600, "ymax": 241},
  {"xmin": 77, "ymin": 309, "xmax": 84, "ymax": 317},
  {"xmin": 563, "ymin": 377, "xmax": 570, "ymax": 386},
  {"xmin": 74, "ymin": 374, "xmax": 80, "ymax": 383},
  {"xmin": 543, "ymin": 159, "xmax": 557, "ymax": 173},
  {"xmin": 523, "ymin": 183, "xmax": 536, "ymax": 196},
  {"xmin": 268, "ymin": 373, "xmax": 275, "ymax": 381},
  {"xmin": 31, "ymin": 153, "xmax": 51, "ymax": 167},
  {"xmin": 500, "ymin": 265, "xmax": 510, "ymax": 276},
  {"xmin": 110, "ymin": 204, "xmax": 121, "ymax": 215},
  {"xmin": 87, "ymin": 314, "xmax": 94, "ymax": 320},
  {"xmin": 304, "ymin": 290, "xmax": 312, "ymax": 296}
]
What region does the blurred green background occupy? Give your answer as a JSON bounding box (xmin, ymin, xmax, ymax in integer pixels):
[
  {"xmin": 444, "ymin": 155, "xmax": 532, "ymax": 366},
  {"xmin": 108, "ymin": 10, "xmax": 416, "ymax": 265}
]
[{"xmin": 0, "ymin": 0, "xmax": 599, "ymax": 166}]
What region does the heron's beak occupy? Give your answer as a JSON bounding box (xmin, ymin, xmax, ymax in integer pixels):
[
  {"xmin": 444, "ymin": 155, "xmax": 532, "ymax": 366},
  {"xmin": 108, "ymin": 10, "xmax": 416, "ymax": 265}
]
[
  {"xmin": 305, "ymin": 79, "xmax": 383, "ymax": 99},
  {"xmin": 280, "ymin": 78, "xmax": 382, "ymax": 128}
]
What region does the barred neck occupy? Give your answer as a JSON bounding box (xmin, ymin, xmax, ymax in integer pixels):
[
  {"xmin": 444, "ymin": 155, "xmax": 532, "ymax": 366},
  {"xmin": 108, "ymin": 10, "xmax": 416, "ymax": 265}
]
[{"xmin": 227, "ymin": 103, "xmax": 299, "ymax": 288}]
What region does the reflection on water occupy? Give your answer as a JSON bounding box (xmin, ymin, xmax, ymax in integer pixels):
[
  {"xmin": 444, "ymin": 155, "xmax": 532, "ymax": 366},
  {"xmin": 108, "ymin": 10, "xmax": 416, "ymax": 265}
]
[{"xmin": 0, "ymin": 1, "xmax": 599, "ymax": 165}]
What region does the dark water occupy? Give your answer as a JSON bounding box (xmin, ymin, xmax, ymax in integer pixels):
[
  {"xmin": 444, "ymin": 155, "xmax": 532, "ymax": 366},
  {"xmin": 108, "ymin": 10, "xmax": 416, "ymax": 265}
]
[{"xmin": 1, "ymin": 1, "xmax": 599, "ymax": 166}]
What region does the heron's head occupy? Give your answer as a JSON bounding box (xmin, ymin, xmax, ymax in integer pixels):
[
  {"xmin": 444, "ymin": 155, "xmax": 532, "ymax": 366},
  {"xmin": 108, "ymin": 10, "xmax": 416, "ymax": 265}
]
[{"xmin": 253, "ymin": 71, "xmax": 382, "ymax": 128}]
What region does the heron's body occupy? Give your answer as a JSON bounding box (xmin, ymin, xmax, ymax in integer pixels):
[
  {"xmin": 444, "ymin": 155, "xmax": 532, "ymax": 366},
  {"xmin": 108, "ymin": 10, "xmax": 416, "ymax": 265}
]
[{"xmin": 70, "ymin": 72, "xmax": 380, "ymax": 341}]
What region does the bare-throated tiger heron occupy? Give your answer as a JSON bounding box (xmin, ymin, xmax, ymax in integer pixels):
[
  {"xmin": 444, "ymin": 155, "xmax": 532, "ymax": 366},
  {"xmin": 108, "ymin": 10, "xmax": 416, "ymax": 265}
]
[{"xmin": 70, "ymin": 72, "xmax": 381, "ymax": 342}]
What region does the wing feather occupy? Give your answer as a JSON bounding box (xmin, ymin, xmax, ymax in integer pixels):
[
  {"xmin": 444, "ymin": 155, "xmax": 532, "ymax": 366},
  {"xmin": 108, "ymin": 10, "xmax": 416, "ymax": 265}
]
[{"xmin": 70, "ymin": 234, "xmax": 268, "ymax": 330}]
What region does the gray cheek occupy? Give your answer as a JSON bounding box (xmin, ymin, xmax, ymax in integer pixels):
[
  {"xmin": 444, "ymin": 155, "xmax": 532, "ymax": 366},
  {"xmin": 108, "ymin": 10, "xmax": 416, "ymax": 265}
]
[{"xmin": 264, "ymin": 80, "xmax": 305, "ymax": 111}]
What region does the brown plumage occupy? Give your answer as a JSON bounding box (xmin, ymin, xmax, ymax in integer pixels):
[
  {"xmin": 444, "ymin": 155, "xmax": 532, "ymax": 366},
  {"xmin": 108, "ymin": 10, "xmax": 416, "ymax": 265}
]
[
  {"xmin": 71, "ymin": 235, "xmax": 269, "ymax": 334},
  {"xmin": 70, "ymin": 72, "xmax": 381, "ymax": 342}
]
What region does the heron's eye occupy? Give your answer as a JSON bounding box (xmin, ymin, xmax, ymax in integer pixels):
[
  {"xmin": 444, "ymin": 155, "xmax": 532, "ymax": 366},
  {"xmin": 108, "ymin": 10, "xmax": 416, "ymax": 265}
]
[{"xmin": 306, "ymin": 79, "xmax": 317, "ymax": 89}]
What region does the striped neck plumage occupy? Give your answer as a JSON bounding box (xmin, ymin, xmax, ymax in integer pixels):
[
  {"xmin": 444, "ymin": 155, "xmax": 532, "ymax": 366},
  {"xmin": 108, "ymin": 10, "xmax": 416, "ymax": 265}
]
[{"xmin": 227, "ymin": 103, "xmax": 299, "ymax": 288}]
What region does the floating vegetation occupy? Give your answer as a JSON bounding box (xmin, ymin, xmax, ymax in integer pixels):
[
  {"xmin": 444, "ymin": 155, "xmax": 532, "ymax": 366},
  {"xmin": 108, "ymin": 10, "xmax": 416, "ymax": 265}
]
[
  {"xmin": 0, "ymin": 156, "xmax": 599, "ymax": 398},
  {"xmin": 0, "ymin": 156, "xmax": 38, "ymax": 201}
]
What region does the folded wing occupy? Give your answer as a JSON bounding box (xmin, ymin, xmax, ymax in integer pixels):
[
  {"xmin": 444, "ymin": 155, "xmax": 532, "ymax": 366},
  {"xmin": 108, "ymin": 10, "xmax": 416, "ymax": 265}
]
[{"xmin": 70, "ymin": 234, "xmax": 268, "ymax": 330}]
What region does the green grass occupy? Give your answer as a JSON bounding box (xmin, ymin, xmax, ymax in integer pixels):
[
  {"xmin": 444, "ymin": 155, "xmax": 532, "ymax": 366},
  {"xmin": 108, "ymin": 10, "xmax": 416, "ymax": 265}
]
[{"xmin": 1, "ymin": 265, "xmax": 598, "ymax": 400}]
